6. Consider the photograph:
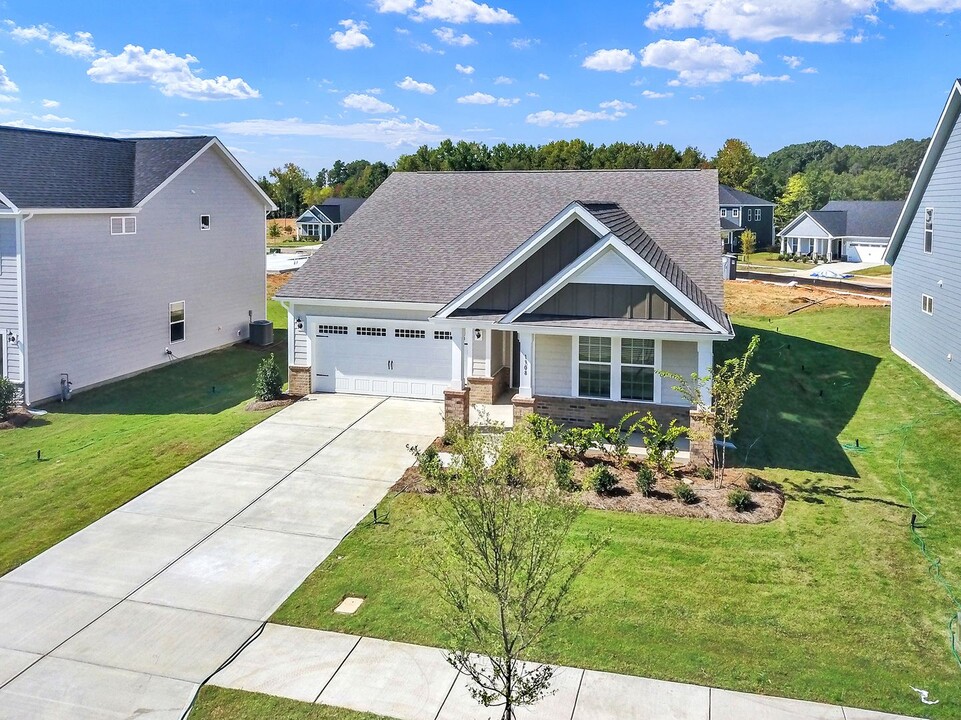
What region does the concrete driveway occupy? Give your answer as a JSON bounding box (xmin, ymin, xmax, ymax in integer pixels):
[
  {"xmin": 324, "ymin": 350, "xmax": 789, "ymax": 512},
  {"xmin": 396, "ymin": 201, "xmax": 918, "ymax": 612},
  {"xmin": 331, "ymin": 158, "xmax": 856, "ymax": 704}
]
[
  {"xmin": 786, "ymin": 260, "xmax": 884, "ymax": 278},
  {"xmin": 0, "ymin": 394, "xmax": 442, "ymax": 719}
]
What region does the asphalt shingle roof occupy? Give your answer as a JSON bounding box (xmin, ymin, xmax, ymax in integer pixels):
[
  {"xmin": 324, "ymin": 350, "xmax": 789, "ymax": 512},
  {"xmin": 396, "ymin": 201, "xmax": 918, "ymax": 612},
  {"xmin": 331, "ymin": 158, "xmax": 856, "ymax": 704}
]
[
  {"xmin": 0, "ymin": 126, "xmax": 212, "ymax": 208},
  {"xmin": 819, "ymin": 200, "xmax": 904, "ymax": 238},
  {"xmin": 279, "ymin": 170, "xmax": 725, "ymax": 318},
  {"xmin": 718, "ymin": 184, "xmax": 775, "ymax": 207}
]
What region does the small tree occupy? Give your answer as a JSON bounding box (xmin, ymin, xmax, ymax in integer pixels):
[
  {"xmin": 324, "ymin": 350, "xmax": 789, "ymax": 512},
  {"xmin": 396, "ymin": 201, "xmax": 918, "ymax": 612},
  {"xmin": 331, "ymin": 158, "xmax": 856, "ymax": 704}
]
[
  {"xmin": 267, "ymin": 221, "xmax": 281, "ymax": 239},
  {"xmin": 0, "ymin": 377, "xmax": 15, "ymax": 419},
  {"xmin": 660, "ymin": 336, "xmax": 760, "ymax": 487},
  {"xmin": 740, "ymin": 228, "xmax": 757, "ymax": 261},
  {"xmin": 254, "ymin": 353, "xmax": 283, "ymax": 401},
  {"xmin": 425, "ymin": 426, "xmax": 606, "ymax": 720}
]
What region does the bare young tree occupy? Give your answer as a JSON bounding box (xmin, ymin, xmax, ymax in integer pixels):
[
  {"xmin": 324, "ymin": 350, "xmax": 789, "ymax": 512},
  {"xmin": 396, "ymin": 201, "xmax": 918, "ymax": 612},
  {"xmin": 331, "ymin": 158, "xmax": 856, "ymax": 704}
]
[
  {"xmin": 660, "ymin": 335, "xmax": 761, "ymax": 487},
  {"xmin": 421, "ymin": 426, "xmax": 605, "ymax": 720}
]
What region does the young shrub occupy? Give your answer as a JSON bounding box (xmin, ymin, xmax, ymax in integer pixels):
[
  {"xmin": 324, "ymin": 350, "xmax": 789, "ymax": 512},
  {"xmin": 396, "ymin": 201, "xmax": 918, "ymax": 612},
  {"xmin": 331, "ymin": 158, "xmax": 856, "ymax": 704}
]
[
  {"xmin": 554, "ymin": 457, "xmax": 578, "ymax": 492},
  {"xmin": 267, "ymin": 221, "xmax": 282, "ymax": 239},
  {"xmin": 636, "ymin": 466, "xmax": 655, "ymax": 497},
  {"xmin": 727, "ymin": 488, "xmax": 752, "ymax": 512},
  {"xmin": 639, "ymin": 413, "xmax": 686, "ymax": 476},
  {"xmin": 745, "ymin": 473, "xmax": 766, "ymax": 491},
  {"xmin": 673, "ymin": 482, "xmax": 699, "ymax": 505},
  {"xmin": 416, "ymin": 445, "xmax": 447, "ymax": 491},
  {"xmin": 526, "ymin": 413, "xmax": 560, "ymax": 448},
  {"xmin": 562, "ymin": 427, "xmax": 596, "ymax": 459},
  {"xmin": 584, "ymin": 465, "xmax": 618, "ymax": 494},
  {"xmin": 0, "ymin": 376, "xmax": 15, "ymax": 419},
  {"xmin": 254, "ymin": 353, "xmax": 283, "ymax": 401},
  {"xmin": 697, "ymin": 465, "xmax": 714, "ymax": 481}
]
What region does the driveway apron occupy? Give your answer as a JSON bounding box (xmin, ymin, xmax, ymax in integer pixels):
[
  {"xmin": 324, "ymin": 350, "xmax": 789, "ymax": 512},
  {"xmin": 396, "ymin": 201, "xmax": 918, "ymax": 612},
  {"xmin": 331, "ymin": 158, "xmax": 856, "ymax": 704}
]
[{"xmin": 0, "ymin": 395, "xmax": 443, "ymax": 719}]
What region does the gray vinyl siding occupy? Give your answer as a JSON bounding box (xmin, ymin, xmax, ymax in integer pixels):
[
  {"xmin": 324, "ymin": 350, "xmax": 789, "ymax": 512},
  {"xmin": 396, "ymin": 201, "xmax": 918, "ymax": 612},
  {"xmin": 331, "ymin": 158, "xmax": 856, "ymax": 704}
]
[
  {"xmin": 660, "ymin": 340, "xmax": 696, "ymax": 407},
  {"xmin": 22, "ymin": 147, "xmax": 267, "ymax": 403},
  {"xmin": 891, "ymin": 110, "xmax": 961, "ymax": 401},
  {"xmin": 0, "ymin": 217, "xmax": 22, "ymax": 382},
  {"xmin": 534, "ymin": 334, "xmax": 571, "ymax": 396}
]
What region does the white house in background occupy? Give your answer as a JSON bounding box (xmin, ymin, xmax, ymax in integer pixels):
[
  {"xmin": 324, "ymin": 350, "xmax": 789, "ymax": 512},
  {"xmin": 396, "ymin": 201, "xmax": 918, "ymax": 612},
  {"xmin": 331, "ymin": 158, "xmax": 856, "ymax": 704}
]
[
  {"xmin": 295, "ymin": 198, "xmax": 365, "ymax": 240},
  {"xmin": 276, "ymin": 170, "xmax": 732, "ymax": 433},
  {"xmin": 778, "ymin": 200, "xmax": 903, "ymax": 263},
  {"xmin": 0, "ymin": 126, "xmax": 276, "ymax": 405}
]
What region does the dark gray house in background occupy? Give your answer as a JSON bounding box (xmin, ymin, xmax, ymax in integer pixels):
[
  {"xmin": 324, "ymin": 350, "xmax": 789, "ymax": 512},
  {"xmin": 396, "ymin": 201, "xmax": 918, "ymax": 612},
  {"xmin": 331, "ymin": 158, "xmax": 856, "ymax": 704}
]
[
  {"xmin": 296, "ymin": 197, "xmax": 365, "ymax": 240},
  {"xmin": 886, "ymin": 78, "xmax": 961, "ymax": 403},
  {"xmin": 718, "ymin": 185, "xmax": 775, "ymax": 251}
]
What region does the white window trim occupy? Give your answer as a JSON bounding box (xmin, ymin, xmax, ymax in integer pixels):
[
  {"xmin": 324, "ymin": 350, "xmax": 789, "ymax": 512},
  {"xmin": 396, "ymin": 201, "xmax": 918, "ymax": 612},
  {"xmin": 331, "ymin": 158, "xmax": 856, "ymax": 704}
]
[
  {"xmin": 620, "ymin": 338, "xmax": 657, "ymax": 402},
  {"xmin": 110, "ymin": 216, "xmax": 136, "ymax": 235},
  {"xmin": 732, "ymin": 208, "xmax": 740, "ymax": 219},
  {"xmin": 720, "ymin": 209, "xmax": 727, "ymax": 218},
  {"xmin": 169, "ymin": 301, "xmax": 186, "ymax": 344},
  {"xmin": 200, "ymin": 214, "xmax": 211, "ymax": 231},
  {"xmin": 923, "ymin": 207, "xmax": 933, "ymax": 254},
  {"xmin": 921, "ymin": 294, "xmax": 934, "ymax": 315},
  {"xmin": 574, "ymin": 336, "xmax": 613, "ymax": 400},
  {"xmin": 570, "ymin": 335, "xmax": 661, "ymax": 403}
]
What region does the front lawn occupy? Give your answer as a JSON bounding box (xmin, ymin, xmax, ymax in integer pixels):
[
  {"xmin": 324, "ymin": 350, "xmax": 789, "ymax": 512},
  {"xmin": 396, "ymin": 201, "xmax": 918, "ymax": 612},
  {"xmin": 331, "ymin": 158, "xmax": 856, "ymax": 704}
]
[
  {"xmin": 0, "ymin": 333, "xmax": 287, "ymax": 576},
  {"xmin": 272, "ymin": 300, "xmax": 961, "ymax": 718},
  {"xmin": 853, "ymin": 264, "xmax": 893, "ymax": 278},
  {"xmin": 191, "ymin": 687, "xmax": 390, "ymax": 720}
]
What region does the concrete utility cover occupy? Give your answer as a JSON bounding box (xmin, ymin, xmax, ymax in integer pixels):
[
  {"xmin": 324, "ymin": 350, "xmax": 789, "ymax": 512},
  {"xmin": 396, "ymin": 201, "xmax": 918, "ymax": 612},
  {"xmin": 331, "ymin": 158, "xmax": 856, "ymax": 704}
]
[{"xmin": 334, "ymin": 597, "xmax": 364, "ymax": 614}]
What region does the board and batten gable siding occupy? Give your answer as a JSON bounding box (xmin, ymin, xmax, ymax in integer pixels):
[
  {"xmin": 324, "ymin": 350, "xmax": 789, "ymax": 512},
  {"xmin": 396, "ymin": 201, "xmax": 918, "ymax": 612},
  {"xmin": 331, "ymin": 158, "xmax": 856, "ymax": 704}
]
[
  {"xmin": 22, "ymin": 147, "xmax": 267, "ymax": 403},
  {"xmin": 533, "ymin": 334, "xmax": 572, "ymax": 396},
  {"xmin": 0, "ymin": 218, "xmax": 22, "ymax": 382},
  {"xmin": 891, "ymin": 110, "xmax": 961, "ymax": 401}
]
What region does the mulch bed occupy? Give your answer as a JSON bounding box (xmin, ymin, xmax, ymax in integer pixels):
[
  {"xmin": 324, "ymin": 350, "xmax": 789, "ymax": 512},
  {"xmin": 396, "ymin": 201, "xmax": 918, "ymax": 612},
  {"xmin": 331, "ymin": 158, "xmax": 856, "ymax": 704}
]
[
  {"xmin": 245, "ymin": 394, "xmax": 300, "ymax": 412},
  {"xmin": 0, "ymin": 411, "xmax": 33, "ymax": 431},
  {"xmin": 393, "ymin": 439, "xmax": 784, "ymax": 524}
]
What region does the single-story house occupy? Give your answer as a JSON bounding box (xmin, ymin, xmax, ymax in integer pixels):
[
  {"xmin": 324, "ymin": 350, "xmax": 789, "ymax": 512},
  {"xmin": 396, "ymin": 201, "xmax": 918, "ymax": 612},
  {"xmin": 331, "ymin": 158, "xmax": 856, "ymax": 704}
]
[
  {"xmin": 296, "ymin": 197, "xmax": 365, "ymax": 240},
  {"xmin": 778, "ymin": 200, "xmax": 903, "ymax": 263},
  {"xmin": 0, "ymin": 126, "xmax": 276, "ymax": 405},
  {"xmin": 276, "ymin": 170, "xmax": 732, "ymax": 437},
  {"xmin": 886, "ymin": 77, "xmax": 961, "ymax": 403},
  {"xmin": 719, "ymin": 184, "xmax": 776, "ymax": 251}
]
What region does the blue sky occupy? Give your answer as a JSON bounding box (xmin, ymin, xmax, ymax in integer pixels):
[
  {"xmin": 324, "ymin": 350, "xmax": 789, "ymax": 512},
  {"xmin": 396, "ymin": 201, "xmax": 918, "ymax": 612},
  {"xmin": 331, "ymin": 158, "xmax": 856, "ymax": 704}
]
[{"xmin": 1, "ymin": 0, "xmax": 960, "ymax": 177}]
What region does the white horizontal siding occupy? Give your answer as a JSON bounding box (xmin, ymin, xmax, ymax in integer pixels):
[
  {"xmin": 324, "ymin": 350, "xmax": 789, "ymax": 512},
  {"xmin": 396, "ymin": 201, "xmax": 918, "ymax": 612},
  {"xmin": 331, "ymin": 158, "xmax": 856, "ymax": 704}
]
[
  {"xmin": 782, "ymin": 216, "xmax": 831, "ymax": 239},
  {"xmin": 660, "ymin": 340, "xmax": 696, "ymax": 407},
  {"xmin": 573, "ymin": 248, "xmax": 651, "ymax": 286},
  {"xmin": 293, "ymin": 325, "xmax": 310, "ymax": 366},
  {"xmin": 534, "ymin": 334, "xmax": 571, "ymax": 396}
]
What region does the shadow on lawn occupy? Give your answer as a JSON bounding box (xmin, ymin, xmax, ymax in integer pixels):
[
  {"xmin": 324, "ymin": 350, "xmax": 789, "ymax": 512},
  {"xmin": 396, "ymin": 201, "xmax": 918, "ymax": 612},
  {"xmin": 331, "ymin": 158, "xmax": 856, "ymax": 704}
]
[
  {"xmin": 38, "ymin": 332, "xmax": 288, "ymax": 417},
  {"xmin": 779, "ymin": 477, "xmax": 908, "ymax": 508},
  {"xmin": 719, "ymin": 324, "xmax": 879, "ymax": 478}
]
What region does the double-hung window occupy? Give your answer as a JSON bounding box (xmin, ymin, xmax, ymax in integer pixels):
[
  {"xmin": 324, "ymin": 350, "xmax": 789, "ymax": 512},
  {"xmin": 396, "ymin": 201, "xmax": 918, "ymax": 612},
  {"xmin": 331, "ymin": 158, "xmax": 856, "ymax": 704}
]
[
  {"xmin": 924, "ymin": 208, "xmax": 933, "ymax": 253},
  {"xmin": 110, "ymin": 216, "xmax": 136, "ymax": 235},
  {"xmin": 720, "ymin": 209, "xmax": 727, "ymax": 218},
  {"xmin": 732, "ymin": 208, "xmax": 740, "ymax": 219},
  {"xmin": 169, "ymin": 301, "xmax": 185, "ymax": 343},
  {"xmin": 578, "ymin": 337, "xmax": 611, "ymax": 398},
  {"xmin": 620, "ymin": 339, "xmax": 656, "ymax": 401},
  {"xmin": 922, "ymin": 294, "xmax": 934, "ymax": 315}
]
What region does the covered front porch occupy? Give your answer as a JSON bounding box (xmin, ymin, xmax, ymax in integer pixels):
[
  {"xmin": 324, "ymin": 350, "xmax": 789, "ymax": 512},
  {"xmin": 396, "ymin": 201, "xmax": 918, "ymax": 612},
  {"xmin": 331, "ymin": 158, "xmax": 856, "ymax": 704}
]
[{"xmin": 779, "ymin": 234, "xmax": 841, "ymax": 260}]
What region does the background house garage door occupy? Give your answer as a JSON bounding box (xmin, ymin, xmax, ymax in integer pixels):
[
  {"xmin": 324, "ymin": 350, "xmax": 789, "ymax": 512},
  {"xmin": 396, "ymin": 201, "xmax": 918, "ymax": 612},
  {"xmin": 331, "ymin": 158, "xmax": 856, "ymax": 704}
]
[
  {"xmin": 846, "ymin": 242, "xmax": 886, "ymax": 263},
  {"xmin": 312, "ymin": 321, "xmax": 451, "ymax": 400}
]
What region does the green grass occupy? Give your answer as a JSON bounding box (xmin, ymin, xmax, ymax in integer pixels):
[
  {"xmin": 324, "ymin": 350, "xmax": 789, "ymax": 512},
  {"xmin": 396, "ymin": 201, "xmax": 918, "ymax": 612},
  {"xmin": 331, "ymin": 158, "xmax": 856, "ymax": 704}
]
[
  {"xmin": 268, "ymin": 298, "xmax": 289, "ymax": 329},
  {"xmin": 191, "ymin": 687, "xmax": 390, "ymax": 720},
  {"xmin": 740, "ymin": 251, "xmax": 798, "ymax": 271},
  {"xmin": 272, "ymin": 305, "xmax": 961, "ymax": 718},
  {"xmin": 268, "ymin": 240, "xmax": 322, "ymax": 248},
  {"xmin": 852, "ymin": 264, "xmax": 893, "ymax": 278},
  {"xmin": 0, "ymin": 332, "xmax": 287, "ymax": 575}
]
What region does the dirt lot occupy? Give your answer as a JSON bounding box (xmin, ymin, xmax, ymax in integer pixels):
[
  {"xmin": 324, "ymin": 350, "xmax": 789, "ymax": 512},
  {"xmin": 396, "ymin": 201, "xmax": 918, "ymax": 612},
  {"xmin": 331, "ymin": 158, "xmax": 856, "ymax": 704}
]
[
  {"xmin": 724, "ymin": 279, "xmax": 889, "ymax": 317},
  {"xmin": 268, "ymin": 218, "xmax": 297, "ymax": 236},
  {"xmin": 267, "ymin": 272, "xmax": 293, "ymax": 298}
]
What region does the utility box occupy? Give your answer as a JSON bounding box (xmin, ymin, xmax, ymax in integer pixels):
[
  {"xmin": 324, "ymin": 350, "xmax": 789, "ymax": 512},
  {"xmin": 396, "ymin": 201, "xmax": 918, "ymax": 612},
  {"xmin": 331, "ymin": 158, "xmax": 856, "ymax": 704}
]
[
  {"xmin": 722, "ymin": 253, "xmax": 738, "ymax": 280},
  {"xmin": 249, "ymin": 320, "xmax": 274, "ymax": 346}
]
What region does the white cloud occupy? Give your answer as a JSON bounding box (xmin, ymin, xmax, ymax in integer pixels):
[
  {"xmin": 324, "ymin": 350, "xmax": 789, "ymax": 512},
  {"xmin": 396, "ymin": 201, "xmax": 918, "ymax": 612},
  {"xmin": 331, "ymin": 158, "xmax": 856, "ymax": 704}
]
[
  {"xmin": 494, "ymin": 75, "xmax": 514, "ymax": 84},
  {"xmin": 643, "ymin": 0, "xmax": 876, "ymax": 43},
  {"xmin": 0, "ymin": 95, "xmax": 18, "ymax": 103},
  {"xmin": 457, "ymin": 91, "xmax": 518, "ymax": 106},
  {"xmin": 639, "ymin": 38, "xmax": 760, "ymax": 85},
  {"xmin": 366, "ymin": 87, "xmax": 383, "ymax": 94},
  {"xmin": 655, "ymin": 119, "xmax": 669, "ymax": 125},
  {"xmin": 739, "ymin": 72, "xmax": 791, "ymax": 84},
  {"xmin": 7, "ymin": 23, "xmax": 99, "ymax": 58},
  {"xmin": 889, "ymin": 0, "xmax": 961, "ymax": 11},
  {"xmin": 330, "ymin": 19, "xmax": 374, "ymax": 50},
  {"xmin": 582, "ymin": 48, "xmax": 637, "ymax": 72},
  {"xmin": 510, "ymin": 37, "xmax": 536, "ymax": 49},
  {"xmin": 433, "ymin": 26, "xmax": 476, "ymax": 45},
  {"xmin": 850, "ymin": 31, "xmax": 865, "ymax": 42},
  {"xmin": 538, "ymin": 72, "xmax": 550, "ymax": 80},
  {"xmin": 526, "ymin": 91, "xmax": 539, "ymax": 97},
  {"xmin": 525, "ymin": 99, "xmax": 631, "ymax": 127},
  {"xmin": 397, "ymin": 76, "xmax": 437, "ymax": 94},
  {"xmin": 342, "ymin": 93, "xmax": 397, "ymax": 113},
  {"xmin": 395, "ymin": 26, "xmax": 412, "ymax": 34},
  {"xmin": 41, "ymin": 98, "xmax": 60, "ymax": 108},
  {"xmin": 214, "ymin": 116, "xmax": 446, "ymax": 147},
  {"xmin": 88, "ymin": 45, "xmax": 260, "ymax": 100},
  {"xmin": 801, "ymin": 66, "xmax": 819, "ymax": 74},
  {"xmin": 455, "ymin": 63, "xmax": 475, "ymax": 74},
  {"xmin": 600, "ymin": 99, "xmax": 636, "ymax": 111},
  {"xmin": 375, "ymin": 0, "xmax": 518, "ymax": 23},
  {"xmin": 690, "ymin": 94, "xmax": 705, "ymax": 100},
  {"xmin": 416, "ymin": 42, "xmax": 445, "ymax": 54},
  {"xmin": 35, "ymin": 113, "xmax": 74, "ymax": 123},
  {"xmin": 641, "ymin": 89, "xmax": 673, "ymax": 99},
  {"xmin": 0, "ymin": 64, "xmax": 18, "ymax": 93},
  {"xmin": 780, "ymin": 54, "xmax": 803, "ymax": 68}
]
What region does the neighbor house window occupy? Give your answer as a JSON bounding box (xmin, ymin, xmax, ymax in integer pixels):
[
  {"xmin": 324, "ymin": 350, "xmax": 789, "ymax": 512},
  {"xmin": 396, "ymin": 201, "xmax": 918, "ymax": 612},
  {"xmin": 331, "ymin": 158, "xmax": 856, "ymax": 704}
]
[
  {"xmin": 110, "ymin": 216, "xmax": 136, "ymax": 235},
  {"xmin": 732, "ymin": 208, "xmax": 740, "ymax": 219},
  {"xmin": 720, "ymin": 209, "xmax": 727, "ymax": 218},
  {"xmin": 922, "ymin": 294, "xmax": 934, "ymax": 315},
  {"xmin": 621, "ymin": 339, "xmax": 656, "ymax": 402},
  {"xmin": 578, "ymin": 336, "xmax": 611, "ymax": 398},
  {"xmin": 200, "ymin": 215, "xmax": 210, "ymax": 231},
  {"xmin": 924, "ymin": 208, "xmax": 933, "ymax": 253},
  {"xmin": 169, "ymin": 301, "xmax": 185, "ymax": 343}
]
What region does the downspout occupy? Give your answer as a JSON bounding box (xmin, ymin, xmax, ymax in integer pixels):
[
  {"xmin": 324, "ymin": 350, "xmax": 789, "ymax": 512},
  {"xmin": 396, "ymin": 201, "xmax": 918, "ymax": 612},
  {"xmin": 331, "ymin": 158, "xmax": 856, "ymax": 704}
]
[{"xmin": 15, "ymin": 213, "xmax": 31, "ymax": 405}]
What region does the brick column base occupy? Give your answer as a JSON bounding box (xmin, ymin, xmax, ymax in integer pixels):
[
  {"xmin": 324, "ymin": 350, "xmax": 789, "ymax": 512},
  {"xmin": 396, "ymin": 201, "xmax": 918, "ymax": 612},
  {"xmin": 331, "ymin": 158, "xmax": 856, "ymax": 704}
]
[
  {"xmin": 288, "ymin": 366, "xmax": 311, "ymax": 396},
  {"xmin": 444, "ymin": 388, "xmax": 470, "ymax": 431},
  {"xmin": 688, "ymin": 410, "xmax": 715, "ymax": 468},
  {"xmin": 512, "ymin": 395, "xmax": 536, "ymax": 427}
]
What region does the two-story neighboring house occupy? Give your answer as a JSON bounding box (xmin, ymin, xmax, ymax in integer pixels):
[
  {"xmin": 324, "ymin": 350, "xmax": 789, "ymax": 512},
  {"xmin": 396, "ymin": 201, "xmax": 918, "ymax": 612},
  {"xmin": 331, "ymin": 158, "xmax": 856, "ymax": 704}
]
[
  {"xmin": 718, "ymin": 185, "xmax": 776, "ymax": 252},
  {"xmin": 886, "ymin": 78, "xmax": 961, "ymax": 402},
  {"xmin": 0, "ymin": 127, "xmax": 276, "ymax": 405}
]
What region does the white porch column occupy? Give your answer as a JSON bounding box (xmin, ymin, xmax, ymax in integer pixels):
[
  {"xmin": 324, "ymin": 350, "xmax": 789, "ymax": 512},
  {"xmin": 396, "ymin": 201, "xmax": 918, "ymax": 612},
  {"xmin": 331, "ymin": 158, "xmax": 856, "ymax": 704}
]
[
  {"xmin": 450, "ymin": 328, "xmax": 465, "ymax": 390},
  {"xmin": 696, "ymin": 339, "xmax": 713, "ymax": 410},
  {"xmin": 780, "ymin": 236, "xmax": 786, "ymax": 254},
  {"xmin": 517, "ymin": 331, "xmax": 534, "ymax": 398}
]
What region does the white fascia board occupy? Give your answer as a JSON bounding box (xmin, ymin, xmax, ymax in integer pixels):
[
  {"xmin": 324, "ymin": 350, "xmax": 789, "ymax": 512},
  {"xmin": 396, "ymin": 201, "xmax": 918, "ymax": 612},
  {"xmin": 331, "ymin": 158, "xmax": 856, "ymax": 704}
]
[
  {"xmin": 21, "ymin": 207, "xmax": 140, "ymax": 215},
  {"xmin": 501, "ymin": 323, "xmax": 731, "ymax": 342},
  {"xmin": 435, "ymin": 202, "xmax": 609, "ymax": 319},
  {"xmin": 777, "ymin": 212, "xmax": 827, "ymax": 238},
  {"xmin": 0, "ymin": 190, "xmax": 19, "ymax": 213},
  {"xmin": 886, "ymin": 79, "xmax": 961, "ymax": 265},
  {"xmin": 276, "ymin": 296, "xmax": 444, "ymax": 311},
  {"xmin": 501, "ymin": 233, "xmax": 728, "ymax": 335}
]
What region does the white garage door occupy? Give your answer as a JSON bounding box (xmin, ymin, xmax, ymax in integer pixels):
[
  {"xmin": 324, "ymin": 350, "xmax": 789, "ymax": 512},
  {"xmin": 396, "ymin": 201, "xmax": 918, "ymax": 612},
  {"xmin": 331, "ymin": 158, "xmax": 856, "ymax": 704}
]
[
  {"xmin": 846, "ymin": 242, "xmax": 886, "ymax": 263},
  {"xmin": 311, "ymin": 321, "xmax": 451, "ymax": 400}
]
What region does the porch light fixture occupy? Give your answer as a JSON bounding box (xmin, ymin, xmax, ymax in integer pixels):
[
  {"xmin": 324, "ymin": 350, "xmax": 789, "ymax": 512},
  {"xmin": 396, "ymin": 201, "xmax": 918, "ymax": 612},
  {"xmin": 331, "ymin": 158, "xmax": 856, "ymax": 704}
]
[
  {"xmin": 474, "ymin": 329, "xmax": 483, "ymax": 340},
  {"xmin": 5, "ymin": 331, "xmax": 16, "ymax": 344},
  {"xmin": 295, "ymin": 318, "xmax": 304, "ymax": 331}
]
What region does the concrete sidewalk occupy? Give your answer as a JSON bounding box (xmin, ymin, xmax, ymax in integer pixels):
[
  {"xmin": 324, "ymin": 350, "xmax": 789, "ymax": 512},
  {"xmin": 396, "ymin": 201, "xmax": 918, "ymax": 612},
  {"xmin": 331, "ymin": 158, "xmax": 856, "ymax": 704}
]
[
  {"xmin": 211, "ymin": 624, "xmax": 925, "ymax": 720},
  {"xmin": 0, "ymin": 395, "xmax": 443, "ymax": 719}
]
